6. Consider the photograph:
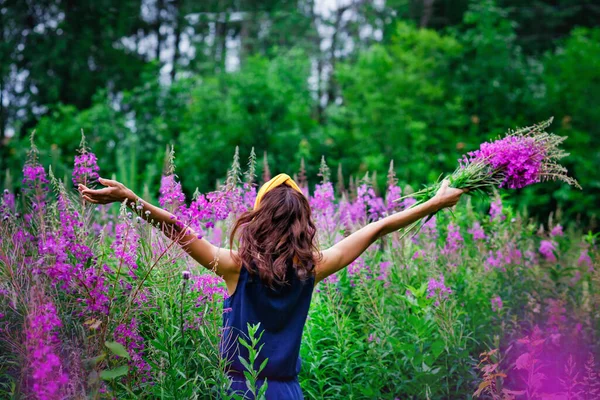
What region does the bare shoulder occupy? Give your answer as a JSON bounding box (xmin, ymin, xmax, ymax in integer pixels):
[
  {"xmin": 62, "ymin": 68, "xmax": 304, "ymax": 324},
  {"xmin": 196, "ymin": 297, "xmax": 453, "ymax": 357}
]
[{"xmin": 313, "ymin": 248, "xmax": 341, "ymax": 283}]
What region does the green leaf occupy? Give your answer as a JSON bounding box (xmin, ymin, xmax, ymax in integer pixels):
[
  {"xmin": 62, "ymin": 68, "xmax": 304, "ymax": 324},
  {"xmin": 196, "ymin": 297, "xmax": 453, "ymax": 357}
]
[
  {"xmin": 238, "ymin": 356, "xmax": 251, "ymax": 372},
  {"xmin": 238, "ymin": 338, "xmax": 251, "ymax": 351},
  {"xmin": 105, "ymin": 341, "xmax": 131, "ymax": 360},
  {"xmin": 82, "ymin": 353, "xmax": 106, "ymax": 367},
  {"xmin": 258, "ymin": 358, "xmax": 268, "ymax": 374},
  {"xmin": 431, "ymin": 340, "xmax": 445, "ymax": 360},
  {"xmin": 99, "ymin": 365, "xmax": 129, "ymax": 380}
]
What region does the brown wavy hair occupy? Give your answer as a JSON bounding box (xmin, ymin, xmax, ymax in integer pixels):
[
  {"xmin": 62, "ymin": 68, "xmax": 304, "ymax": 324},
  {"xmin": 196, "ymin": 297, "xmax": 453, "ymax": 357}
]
[{"xmin": 230, "ymin": 185, "xmax": 319, "ymax": 287}]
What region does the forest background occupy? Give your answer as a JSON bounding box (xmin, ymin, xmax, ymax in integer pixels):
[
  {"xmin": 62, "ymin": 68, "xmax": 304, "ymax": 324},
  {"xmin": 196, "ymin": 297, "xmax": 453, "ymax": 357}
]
[{"xmin": 1, "ymin": 0, "xmax": 599, "ymax": 225}]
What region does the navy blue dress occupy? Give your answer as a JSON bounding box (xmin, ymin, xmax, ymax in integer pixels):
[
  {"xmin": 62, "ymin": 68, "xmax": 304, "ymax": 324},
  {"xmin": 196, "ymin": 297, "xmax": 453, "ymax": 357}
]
[{"xmin": 221, "ymin": 260, "xmax": 314, "ymax": 399}]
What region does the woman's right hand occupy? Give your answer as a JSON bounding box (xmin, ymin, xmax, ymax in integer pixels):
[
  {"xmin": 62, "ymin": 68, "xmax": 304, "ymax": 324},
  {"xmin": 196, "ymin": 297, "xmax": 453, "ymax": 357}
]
[
  {"xmin": 433, "ymin": 179, "xmax": 466, "ymax": 211},
  {"xmin": 79, "ymin": 177, "xmax": 135, "ymax": 205}
]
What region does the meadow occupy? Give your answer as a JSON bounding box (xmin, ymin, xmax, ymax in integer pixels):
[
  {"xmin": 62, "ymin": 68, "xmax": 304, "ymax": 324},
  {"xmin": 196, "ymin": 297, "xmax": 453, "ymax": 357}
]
[{"xmin": 0, "ymin": 137, "xmax": 598, "ymax": 400}]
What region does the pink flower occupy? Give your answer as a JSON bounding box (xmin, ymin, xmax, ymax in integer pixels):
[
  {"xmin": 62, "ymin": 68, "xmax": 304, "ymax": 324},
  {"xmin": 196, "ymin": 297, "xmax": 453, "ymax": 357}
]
[
  {"xmin": 427, "ymin": 275, "xmax": 452, "ymax": 305},
  {"xmin": 489, "ymin": 199, "xmax": 505, "ymax": 221},
  {"xmin": 550, "ymin": 225, "xmax": 564, "ymax": 237},
  {"xmin": 467, "ymin": 222, "xmax": 487, "ymax": 240},
  {"xmin": 159, "ymin": 174, "xmax": 186, "ymax": 214},
  {"xmin": 72, "ymin": 151, "xmax": 100, "ymax": 186},
  {"xmin": 491, "ymin": 296, "xmax": 503, "ymax": 312},
  {"xmin": 190, "ymin": 274, "xmax": 228, "ymax": 305},
  {"xmin": 25, "ymin": 288, "xmax": 69, "ymax": 399},
  {"xmin": 385, "ymin": 185, "xmax": 403, "ymax": 213},
  {"xmin": 578, "ymin": 249, "xmax": 593, "ymax": 271},
  {"xmin": 442, "ymin": 223, "xmax": 464, "ymax": 255},
  {"xmin": 112, "ymin": 216, "xmax": 140, "ymax": 278},
  {"xmin": 322, "ymin": 274, "xmax": 340, "ymax": 285},
  {"xmin": 347, "ymin": 258, "xmax": 364, "ymax": 277},
  {"xmin": 367, "ymin": 333, "xmax": 380, "ymax": 344},
  {"xmin": 114, "ymin": 318, "xmax": 151, "ymax": 379},
  {"xmin": 539, "ymin": 240, "xmax": 557, "ymax": 262},
  {"xmin": 466, "ymin": 135, "xmax": 546, "ymax": 189}
]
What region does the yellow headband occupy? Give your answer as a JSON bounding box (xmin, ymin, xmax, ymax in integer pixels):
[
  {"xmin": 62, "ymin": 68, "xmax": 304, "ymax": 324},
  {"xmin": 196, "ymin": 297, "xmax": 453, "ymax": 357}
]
[{"xmin": 254, "ymin": 173, "xmax": 303, "ymax": 210}]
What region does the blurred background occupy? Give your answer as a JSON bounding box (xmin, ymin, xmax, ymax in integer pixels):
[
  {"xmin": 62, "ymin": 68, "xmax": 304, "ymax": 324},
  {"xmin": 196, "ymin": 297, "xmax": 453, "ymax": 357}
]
[{"xmin": 1, "ymin": 0, "xmax": 599, "ymax": 226}]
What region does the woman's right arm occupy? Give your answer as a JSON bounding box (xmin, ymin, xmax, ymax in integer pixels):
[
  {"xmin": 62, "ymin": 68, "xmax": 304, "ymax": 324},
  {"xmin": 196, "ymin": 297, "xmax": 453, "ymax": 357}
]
[
  {"xmin": 79, "ymin": 178, "xmax": 241, "ymax": 284},
  {"xmin": 314, "ymin": 180, "xmax": 464, "ymax": 283}
]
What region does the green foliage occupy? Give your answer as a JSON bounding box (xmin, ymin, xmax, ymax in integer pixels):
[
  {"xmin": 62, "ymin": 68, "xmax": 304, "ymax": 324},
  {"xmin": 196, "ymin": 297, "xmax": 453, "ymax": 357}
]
[
  {"xmin": 177, "ymin": 49, "xmax": 318, "ymax": 192},
  {"xmin": 328, "ymin": 21, "xmax": 466, "ymax": 184},
  {"xmin": 229, "ymin": 323, "xmax": 269, "ymax": 400},
  {"xmin": 3, "ymin": 0, "xmax": 599, "ymax": 223},
  {"xmin": 538, "ymin": 27, "xmax": 600, "ymax": 219}
]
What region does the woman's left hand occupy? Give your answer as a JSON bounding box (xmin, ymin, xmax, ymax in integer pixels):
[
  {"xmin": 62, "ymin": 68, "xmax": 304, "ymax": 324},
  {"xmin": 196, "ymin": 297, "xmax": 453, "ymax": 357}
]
[{"xmin": 78, "ymin": 177, "xmax": 135, "ymax": 205}]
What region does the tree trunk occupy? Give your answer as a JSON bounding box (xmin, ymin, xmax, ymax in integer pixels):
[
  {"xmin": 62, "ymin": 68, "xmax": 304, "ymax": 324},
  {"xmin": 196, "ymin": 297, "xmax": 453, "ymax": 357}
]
[
  {"xmin": 0, "ymin": 75, "xmax": 5, "ymax": 172},
  {"xmin": 171, "ymin": 0, "xmax": 181, "ymax": 82},
  {"xmin": 308, "ymin": 0, "xmax": 324, "ymax": 123},
  {"xmin": 239, "ymin": 7, "xmax": 255, "ymax": 65},
  {"xmin": 155, "ymin": 0, "xmax": 164, "ymax": 61},
  {"xmin": 219, "ymin": 12, "xmax": 228, "ymax": 72},
  {"xmin": 420, "ymin": 0, "xmax": 435, "ymax": 28},
  {"xmin": 325, "ymin": 4, "xmax": 350, "ymax": 108}
]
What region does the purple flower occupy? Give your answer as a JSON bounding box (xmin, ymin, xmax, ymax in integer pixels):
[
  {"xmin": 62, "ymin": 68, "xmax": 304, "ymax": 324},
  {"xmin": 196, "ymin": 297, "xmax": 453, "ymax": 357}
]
[
  {"xmin": 427, "ymin": 275, "xmax": 452, "ymax": 305},
  {"xmin": 539, "ymin": 240, "xmax": 557, "ymax": 262},
  {"xmin": 114, "ymin": 318, "xmax": 151, "ymax": 380},
  {"xmin": 485, "ymin": 250, "xmax": 503, "ymax": 271},
  {"xmin": 242, "ymin": 183, "xmax": 257, "ymax": 211},
  {"xmin": 466, "ymin": 135, "xmax": 546, "ymax": 189},
  {"xmin": 377, "ymin": 261, "xmax": 392, "ymax": 283},
  {"xmin": 578, "ymin": 250, "xmax": 593, "ymax": 271},
  {"xmin": 310, "ymin": 182, "xmax": 336, "ymax": 234},
  {"xmin": 72, "ymin": 151, "xmax": 100, "ymax": 186},
  {"xmin": 347, "ymin": 257, "xmax": 365, "ymax": 277},
  {"xmin": 489, "ymin": 199, "xmax": 505, "ymax": 221},
  {"xmin": 310, "ymin": 182, "xmax": 335, "ymax": 214},
  {"xmin": 484, "ymin": 244, "xmax": 521, "ymax": 272},
  {"xmin": 385, "ymin": 185, "xmax": 403, "ymax": 213},
  {"xmin": 322, "ymin": 274, "xmax": 340, "ymax": 285},
  {"xmin": 22, "ymin": 163, "xmax": 49, "ymax": 211},
  {"xmin": 24, "ymin": 288, "xmax": 69, "ymax": 399},
  {"xmin": 421, "ymin": 215, "xmax": 438, "ymax": 241},
  {"xmin": 442, "ymin": 223, "xmax": 464, "ymax": 255},
  {"xmin": 23, "ymin": 164, "xmax": 49, "ymax": 189},
  {"xmin": 367, "ymin": 333, "xmax": 380, "ymax": 344},
  {"xmin": 467, "ymin": 222, "xmax": 486, "ymax": 240},
  {"xmin": 491, "ymin": 296, "xmax": 503, "ymax": 312},
  {"xmin": 112, "ymin": 215, "xmax": 140, "ymax": 278},
  {"xmin": 550, "ymin": 225, "xmax": 564, "ymax": 237},
  {"xmin": 182, "ymin": 270, "xmax": 191, "ymax": 280},
  {"xmin": 190, "ymin": 274, "xmax": 228, "ymax": 305},
  {"xmin": 412, "ymin": 250, "xmax": 424, "ymax": 260},
  {"xmin": 1, "ymin": 189, "xmax": 15, "ymax": 219},
  {"xmin": 159, "ymin": 174, "xmax": 186, "ymax": 214},
  {"xmin": 78, "ymin": 265, "xmax": 110, "ymax": 315}
]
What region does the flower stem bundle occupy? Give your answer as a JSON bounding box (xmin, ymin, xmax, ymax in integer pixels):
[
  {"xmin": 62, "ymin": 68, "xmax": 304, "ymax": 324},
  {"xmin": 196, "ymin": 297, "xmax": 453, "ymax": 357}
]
[{"xmin": 396, "ymin": 118, "xmax": 581, "ymax": 236}]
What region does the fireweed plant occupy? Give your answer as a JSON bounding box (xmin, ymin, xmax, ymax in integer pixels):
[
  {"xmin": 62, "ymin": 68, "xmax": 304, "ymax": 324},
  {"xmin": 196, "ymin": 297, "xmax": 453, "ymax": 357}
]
[
  {"xmin": 396, "ymin": 119, "xmax": 581, "ymax": 238},
  {"xmin": 0, "ymin": 131, "xmax": 598, "ymax": 399}
]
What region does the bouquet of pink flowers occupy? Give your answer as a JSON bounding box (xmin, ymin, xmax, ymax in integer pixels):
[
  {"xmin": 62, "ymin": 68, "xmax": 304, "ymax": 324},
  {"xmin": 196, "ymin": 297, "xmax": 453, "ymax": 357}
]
[{"xmin": 397, "ymin": 118, "xmax": 581, "ymax": 234}]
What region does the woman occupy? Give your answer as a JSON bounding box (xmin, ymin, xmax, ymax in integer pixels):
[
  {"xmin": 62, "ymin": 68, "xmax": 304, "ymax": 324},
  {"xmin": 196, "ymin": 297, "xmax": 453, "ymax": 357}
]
[{"xmin": 79, "ymin": 173, "xmax": 464, "ymax": 399}]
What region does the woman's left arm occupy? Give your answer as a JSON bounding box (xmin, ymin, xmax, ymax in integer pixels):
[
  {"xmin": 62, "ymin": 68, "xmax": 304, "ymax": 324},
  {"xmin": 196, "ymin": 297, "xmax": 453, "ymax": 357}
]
[
  {"xmin": 314, "ymin": 180, "xmax": 464, "ymax": 283},
  {"xmin": 79, "ymin": 178, "xmax": 241, "ymax": 284}
]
